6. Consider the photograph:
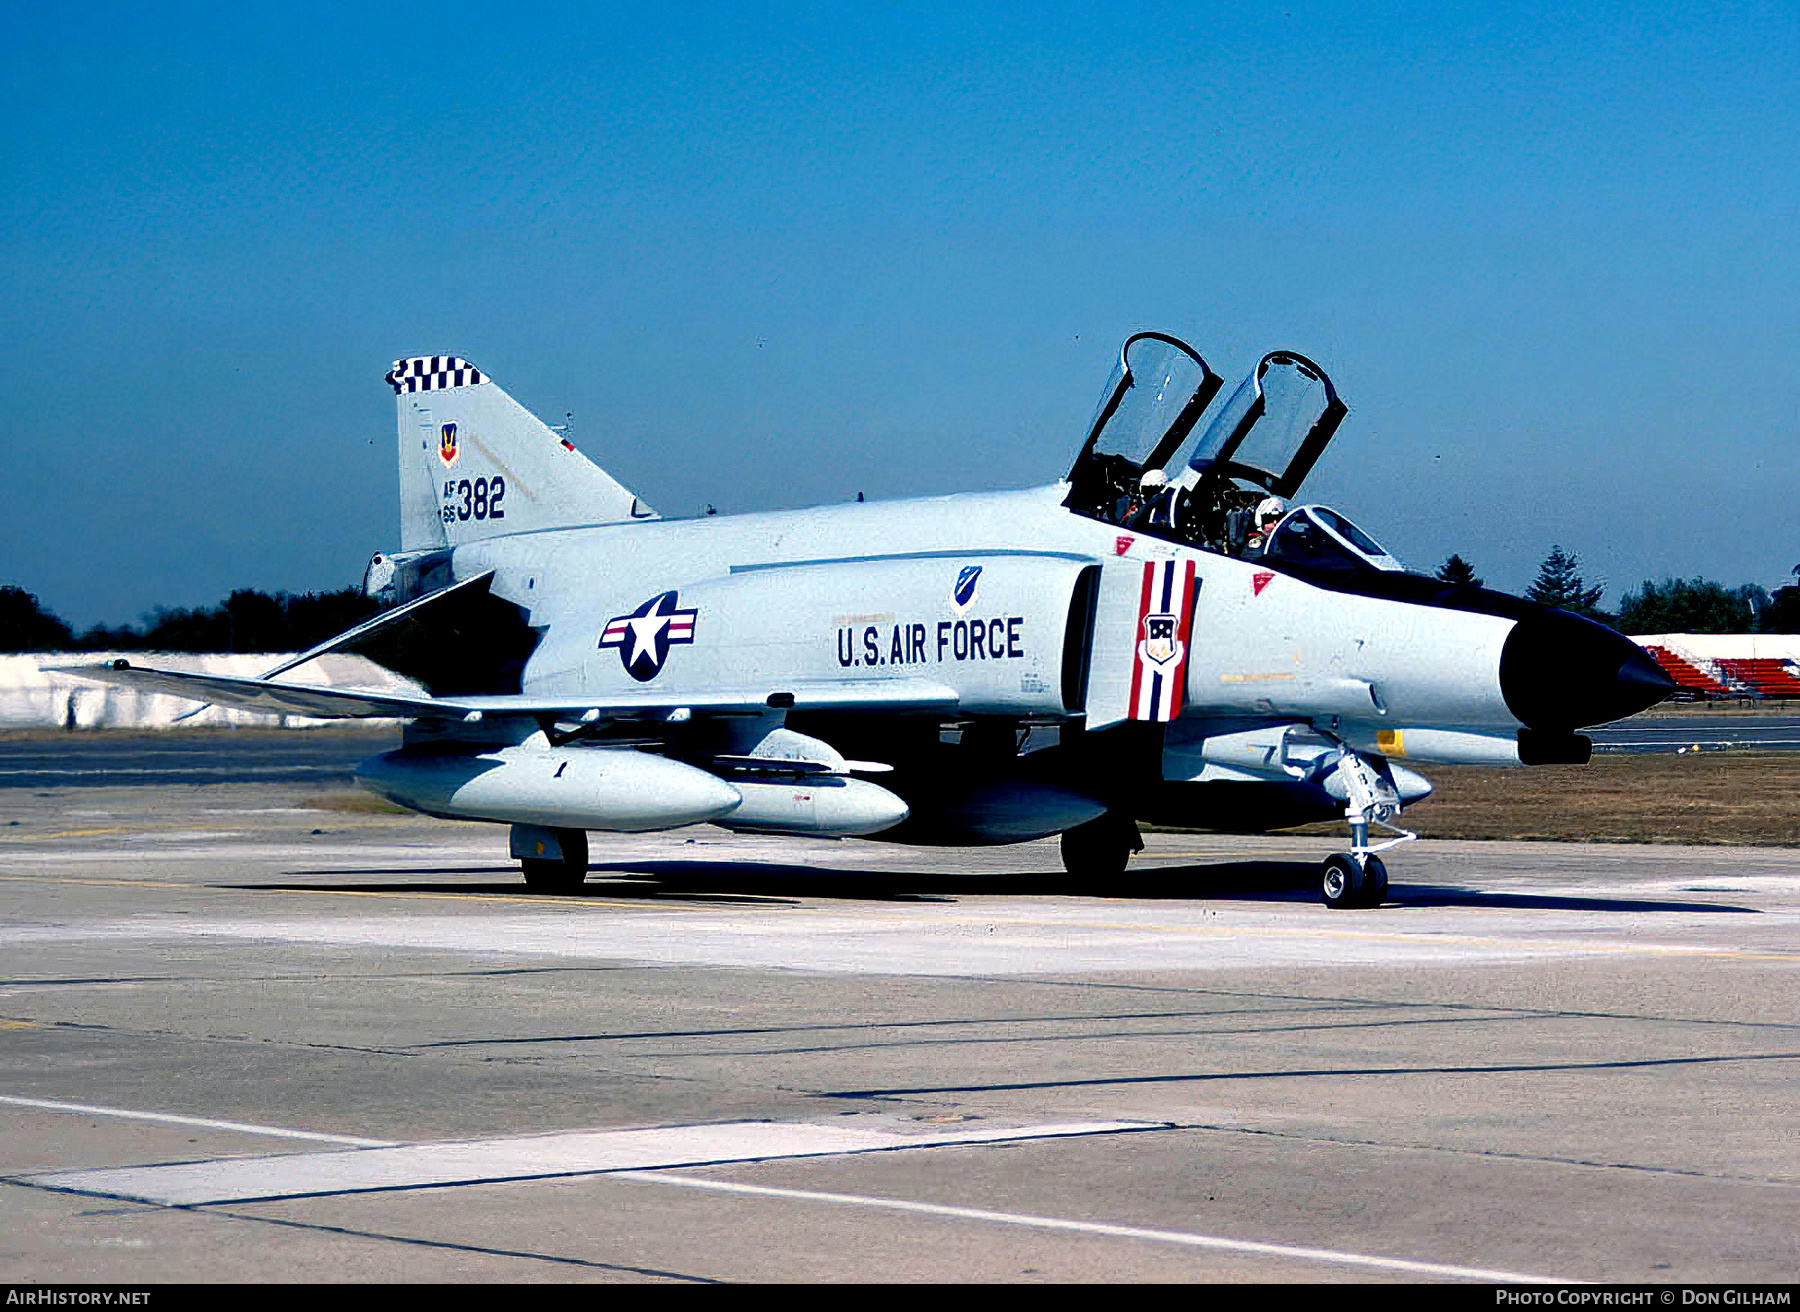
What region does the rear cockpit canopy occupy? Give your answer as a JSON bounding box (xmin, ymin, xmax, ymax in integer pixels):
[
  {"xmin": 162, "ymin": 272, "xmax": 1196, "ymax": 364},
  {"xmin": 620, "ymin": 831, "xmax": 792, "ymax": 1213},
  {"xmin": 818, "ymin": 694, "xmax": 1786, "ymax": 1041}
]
[
  {"xmin": 1065, "ymin": 331, "xmax": 1366, "ymax": 565},
  {"xmin": 1171, "ymin": 349, "xmax": 1346, "ymax": 499}
]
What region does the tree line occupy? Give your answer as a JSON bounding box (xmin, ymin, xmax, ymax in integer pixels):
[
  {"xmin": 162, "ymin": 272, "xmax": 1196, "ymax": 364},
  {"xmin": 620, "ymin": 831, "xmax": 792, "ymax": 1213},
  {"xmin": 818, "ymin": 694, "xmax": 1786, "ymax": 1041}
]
[
  {"xmin": 0, "ymin": 586, "xmax": 381, "ymax": 654},
  {"xmin": 1435, "ymin": 546, "xmax": 1795, "ymax": 634}
]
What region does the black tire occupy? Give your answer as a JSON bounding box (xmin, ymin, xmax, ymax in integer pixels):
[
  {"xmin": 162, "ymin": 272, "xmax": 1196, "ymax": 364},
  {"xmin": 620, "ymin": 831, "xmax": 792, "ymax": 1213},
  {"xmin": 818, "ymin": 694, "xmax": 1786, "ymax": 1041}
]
[
  {"xmin": 1060, "ymin": 812, "xmax": 1136, "ymax": 881},
  {"xmin": 1319, "ymin": 852, "xmax": 1365, "ymax": 909},
  {"xmin": 1362, "ymin": 855, "xmax": 1389, "ymax": 907},
  {"xmin": 521, "ymin": 829, "xmax": 589, "ymax": 893}
]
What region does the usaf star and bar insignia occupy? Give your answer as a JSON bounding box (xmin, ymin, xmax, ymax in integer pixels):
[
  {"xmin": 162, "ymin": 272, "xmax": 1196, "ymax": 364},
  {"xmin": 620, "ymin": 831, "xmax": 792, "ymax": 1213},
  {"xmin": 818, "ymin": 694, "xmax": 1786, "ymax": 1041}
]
[{"xmin": 599, "ymin": 591, "xmax": 698, "ymax": 681}]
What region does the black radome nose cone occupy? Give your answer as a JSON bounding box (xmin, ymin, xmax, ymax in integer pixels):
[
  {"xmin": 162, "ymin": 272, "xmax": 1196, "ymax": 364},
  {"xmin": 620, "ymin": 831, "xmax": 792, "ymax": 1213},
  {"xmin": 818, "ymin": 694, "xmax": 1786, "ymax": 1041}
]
[{"xmin": 1500, "ymin": 611, "xmax": 1677, "ymax": 731}]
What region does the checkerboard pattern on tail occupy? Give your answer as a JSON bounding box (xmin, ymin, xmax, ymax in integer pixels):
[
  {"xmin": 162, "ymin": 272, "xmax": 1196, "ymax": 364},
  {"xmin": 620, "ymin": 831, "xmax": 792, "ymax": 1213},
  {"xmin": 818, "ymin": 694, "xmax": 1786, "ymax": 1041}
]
[{"xmin": 386, "ymin": 356, "xmax": 489, "ymax": 394}]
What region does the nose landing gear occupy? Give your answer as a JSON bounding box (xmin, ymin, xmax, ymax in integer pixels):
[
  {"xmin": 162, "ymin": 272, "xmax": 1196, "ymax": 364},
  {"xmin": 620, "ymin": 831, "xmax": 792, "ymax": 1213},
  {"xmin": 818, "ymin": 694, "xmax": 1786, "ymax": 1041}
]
[{"xmin": 1320, "ymin": 746, "xmax": 1412, "ymax": 909}]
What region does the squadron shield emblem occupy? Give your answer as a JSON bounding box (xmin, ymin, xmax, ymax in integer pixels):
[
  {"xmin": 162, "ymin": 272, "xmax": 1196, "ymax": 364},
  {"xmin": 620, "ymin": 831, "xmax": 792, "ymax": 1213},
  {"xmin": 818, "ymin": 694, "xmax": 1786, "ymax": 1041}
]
[
  {"xmin": 1141, "ymin": 612, "xmax": 1181, "ymax": 666},
  {"xmin": 439, "ymin": 422, "xmax": 459, "ymax": 467}
]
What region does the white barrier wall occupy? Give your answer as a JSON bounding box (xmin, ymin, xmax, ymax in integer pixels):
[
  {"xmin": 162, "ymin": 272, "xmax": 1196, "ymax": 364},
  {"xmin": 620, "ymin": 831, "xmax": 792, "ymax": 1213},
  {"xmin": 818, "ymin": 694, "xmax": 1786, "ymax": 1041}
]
[{"xmin": 0, "ymin": 654, "xmax": 424, "ymax": 730}]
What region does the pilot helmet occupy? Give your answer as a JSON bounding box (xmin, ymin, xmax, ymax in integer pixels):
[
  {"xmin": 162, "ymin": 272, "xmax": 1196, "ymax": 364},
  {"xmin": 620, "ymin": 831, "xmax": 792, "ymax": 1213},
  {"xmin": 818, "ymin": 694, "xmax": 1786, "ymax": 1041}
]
[
  {"xmin": 1256, "ymin": 495, "xmax": 1287, "ymax": 525},
  {"xmin": 1138, "ymin": 468, "xmax": 1169, "ymax": 491}
]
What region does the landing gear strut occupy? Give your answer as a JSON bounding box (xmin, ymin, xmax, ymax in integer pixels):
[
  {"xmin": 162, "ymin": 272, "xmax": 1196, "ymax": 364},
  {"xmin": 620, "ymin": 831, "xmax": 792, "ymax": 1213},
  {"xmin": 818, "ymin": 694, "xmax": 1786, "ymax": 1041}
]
[
  {"xmin": 513, "ymin": 825, "xmax": 589, "ymax": 894},
  {"xmin": 1060, "ymin": 810, "xmax": 1143, "ymax": 882},
  {"xmin": 1319, "ymin": 746, "xmax": 1411, "ymax": 909}
]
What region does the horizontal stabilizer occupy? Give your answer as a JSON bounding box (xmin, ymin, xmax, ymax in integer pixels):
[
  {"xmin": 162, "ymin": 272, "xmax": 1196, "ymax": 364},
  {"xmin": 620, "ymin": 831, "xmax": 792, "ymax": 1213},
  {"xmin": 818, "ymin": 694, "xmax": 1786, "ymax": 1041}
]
[
  {"xmin": 54, "ymin": 663, "xmax": 959, "ymax": 723},
  {"xmin": 257, "ymin": 570, "xmax": 497, "ymax": 681}
]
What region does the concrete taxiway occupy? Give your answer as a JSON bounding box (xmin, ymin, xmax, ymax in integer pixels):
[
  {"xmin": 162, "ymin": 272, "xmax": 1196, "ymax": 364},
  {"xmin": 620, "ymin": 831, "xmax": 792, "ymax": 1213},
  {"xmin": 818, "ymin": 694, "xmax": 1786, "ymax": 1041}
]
[{"xmin": 0, "ymin": 760, "xmax": 1796, "ymax": 1283}]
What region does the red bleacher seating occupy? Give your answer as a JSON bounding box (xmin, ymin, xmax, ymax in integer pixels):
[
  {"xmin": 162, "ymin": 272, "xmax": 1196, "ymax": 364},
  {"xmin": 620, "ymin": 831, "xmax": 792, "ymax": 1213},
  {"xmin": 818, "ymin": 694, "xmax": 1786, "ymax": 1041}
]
[
  {"xmin": 1715, "ymin": 658, "xmax": 1800, "ymax": 698},
  {"xmin": 1642, "ymin": 646, "xmax": 1731, "ymax": 697}
]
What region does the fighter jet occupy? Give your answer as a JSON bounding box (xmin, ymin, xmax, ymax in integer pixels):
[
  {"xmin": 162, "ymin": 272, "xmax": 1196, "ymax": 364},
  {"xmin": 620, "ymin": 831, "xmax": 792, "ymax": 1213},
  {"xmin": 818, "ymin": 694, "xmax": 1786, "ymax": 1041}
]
[{"xmin": 65, "ymin": 333, "xmax": 1673, "ymax": 907}]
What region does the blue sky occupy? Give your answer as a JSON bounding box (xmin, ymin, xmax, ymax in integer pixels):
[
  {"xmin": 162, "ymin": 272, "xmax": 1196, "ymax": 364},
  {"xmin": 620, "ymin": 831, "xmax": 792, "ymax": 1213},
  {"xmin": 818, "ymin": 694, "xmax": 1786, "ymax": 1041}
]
[{"xmin": 4, "ymin": 1, "xmax": 1798, "ymax": 626}]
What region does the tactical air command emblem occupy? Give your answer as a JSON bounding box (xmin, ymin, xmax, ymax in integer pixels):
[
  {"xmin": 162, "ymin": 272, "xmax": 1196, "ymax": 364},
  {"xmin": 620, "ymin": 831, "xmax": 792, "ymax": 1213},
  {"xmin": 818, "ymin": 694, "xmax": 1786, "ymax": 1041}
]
[
  {"xmin": 439, "ymin": 422, "xmax": 459, "ymax": 467},
  {"xmin": 599, "ymin": 591, "xmax": 698, "ymax": 681}
]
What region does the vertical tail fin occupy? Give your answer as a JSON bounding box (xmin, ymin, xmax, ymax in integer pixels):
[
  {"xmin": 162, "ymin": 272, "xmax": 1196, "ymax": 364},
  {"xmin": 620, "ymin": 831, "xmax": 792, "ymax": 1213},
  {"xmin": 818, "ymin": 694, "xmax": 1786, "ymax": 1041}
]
[{"xmin": 388, "ymin": 355, "xmax": 657, "ymax": 551}]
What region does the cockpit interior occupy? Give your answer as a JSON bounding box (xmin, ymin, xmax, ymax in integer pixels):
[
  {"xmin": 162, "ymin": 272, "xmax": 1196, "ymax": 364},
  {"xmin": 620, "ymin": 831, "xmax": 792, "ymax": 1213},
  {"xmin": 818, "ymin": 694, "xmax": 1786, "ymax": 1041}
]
[{"xmin": 1064, "ymin": 331, "xmax": 1403, "ymax": 576}]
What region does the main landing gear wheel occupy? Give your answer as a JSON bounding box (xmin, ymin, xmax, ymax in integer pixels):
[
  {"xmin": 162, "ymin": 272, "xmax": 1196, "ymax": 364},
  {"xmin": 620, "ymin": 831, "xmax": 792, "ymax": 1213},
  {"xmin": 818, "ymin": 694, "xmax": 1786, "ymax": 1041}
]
[
  {"xmin": 1060, "ymin": 812, "xmax": 1141, "ymax": 882},
  {"xmin": 521, "ymin": 829, "xmax": 589, "ymax": 894},
  {"xmin": 1319, "ymin": 853, "xmax": 1386, "ymax": 909}
]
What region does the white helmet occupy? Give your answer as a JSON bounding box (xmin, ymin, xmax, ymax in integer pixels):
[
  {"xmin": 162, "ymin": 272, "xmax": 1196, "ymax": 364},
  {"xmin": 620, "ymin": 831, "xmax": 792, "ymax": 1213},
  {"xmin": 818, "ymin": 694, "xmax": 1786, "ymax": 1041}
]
[
  {"xmin": 1139, "ymin": 468, "xmax": 1169, "ymax": 491},
  {"xmin": 1256, "ymin": 495, "xmax": 1287, "ymax": 524}
]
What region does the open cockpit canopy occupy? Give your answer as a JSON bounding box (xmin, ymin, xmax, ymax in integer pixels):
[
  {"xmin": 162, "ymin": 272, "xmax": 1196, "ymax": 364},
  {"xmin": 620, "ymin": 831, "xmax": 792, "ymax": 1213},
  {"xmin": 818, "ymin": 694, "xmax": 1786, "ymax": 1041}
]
[
  {"xmin": 1065, "ymin": 331, "xmax": 1368, "ymax": 565},
  {"xmin": 1165, "ymin": 350, "xmax": 1346, "ymax": 499},
  {"xmin": 1077, "ymin": 333, "xmax": 1223, "ymax": 474},
  {"xmin": 1065, "ymin": 333, "xmax": 1219, "ymax": 520}
]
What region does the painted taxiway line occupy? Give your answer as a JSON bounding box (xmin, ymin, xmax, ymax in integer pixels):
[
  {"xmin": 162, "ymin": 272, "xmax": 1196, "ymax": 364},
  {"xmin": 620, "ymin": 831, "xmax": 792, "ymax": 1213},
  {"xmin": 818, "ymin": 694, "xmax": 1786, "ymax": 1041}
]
[
  {"xmin": 0, "ymin": 1094, "xmax": 397, "ymax": 1147},
  {"xmin": 6, "ymin": 908, "xmax": 1792, "ymax": 977},
  {"xmin": 17, "ymin": 1118, "xmax": 1158, "ymax": 1206},
  {"xmin": 615, "ymin": 1172, "xmax": 1572, "ymax": 1283}
]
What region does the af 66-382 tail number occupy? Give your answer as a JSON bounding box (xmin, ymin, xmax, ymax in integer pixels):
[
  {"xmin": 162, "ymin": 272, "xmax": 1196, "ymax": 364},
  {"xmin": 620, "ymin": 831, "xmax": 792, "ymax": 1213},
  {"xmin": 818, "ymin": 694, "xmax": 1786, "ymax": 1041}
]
[{"xmin": 442, "ymin": 476, "xmax": 506, "ymax": 524}]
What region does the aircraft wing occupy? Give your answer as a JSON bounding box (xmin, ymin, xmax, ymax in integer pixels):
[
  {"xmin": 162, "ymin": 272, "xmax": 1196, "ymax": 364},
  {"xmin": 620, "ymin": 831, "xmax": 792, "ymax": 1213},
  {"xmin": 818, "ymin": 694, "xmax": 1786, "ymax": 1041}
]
[{"xmin": 52, "ymin": 661, "xmax": 960, "ymax": 721}]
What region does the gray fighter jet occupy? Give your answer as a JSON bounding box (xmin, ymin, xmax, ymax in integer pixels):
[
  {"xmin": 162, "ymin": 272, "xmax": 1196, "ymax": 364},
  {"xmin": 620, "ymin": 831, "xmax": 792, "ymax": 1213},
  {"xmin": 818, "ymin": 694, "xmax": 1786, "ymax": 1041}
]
[{"xmin": 66, "ymin": 333, "xmax": 1672, "ymax": 907}]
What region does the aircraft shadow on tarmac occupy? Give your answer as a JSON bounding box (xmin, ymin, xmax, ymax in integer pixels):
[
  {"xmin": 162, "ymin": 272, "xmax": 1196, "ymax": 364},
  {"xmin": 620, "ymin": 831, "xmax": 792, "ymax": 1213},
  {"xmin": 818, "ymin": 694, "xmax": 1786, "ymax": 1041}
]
[{"xmin": 254, "ymin": 858, "xmax": 1757, "ymax": 913}]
